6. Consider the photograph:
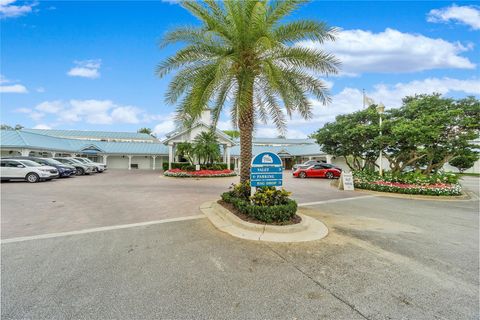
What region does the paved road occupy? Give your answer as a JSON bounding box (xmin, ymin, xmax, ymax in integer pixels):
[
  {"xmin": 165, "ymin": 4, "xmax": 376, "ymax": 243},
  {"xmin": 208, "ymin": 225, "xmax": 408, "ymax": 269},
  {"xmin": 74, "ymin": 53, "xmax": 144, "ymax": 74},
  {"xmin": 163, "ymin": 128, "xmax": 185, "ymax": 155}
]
[{"xmin": 1, "ymin": 171, "xmax": 479, "ymax": 319}]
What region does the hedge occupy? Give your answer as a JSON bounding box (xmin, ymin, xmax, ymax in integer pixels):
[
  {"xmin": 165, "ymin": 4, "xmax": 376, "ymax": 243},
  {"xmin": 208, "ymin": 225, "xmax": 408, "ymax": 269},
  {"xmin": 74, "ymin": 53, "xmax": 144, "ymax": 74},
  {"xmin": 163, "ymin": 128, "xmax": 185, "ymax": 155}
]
[
  {"xmin": 162, "ymin": 162, "xmax": 228, "ymax": 171},
  {"xmin": 221, "ymin": 192, "xmax": 297, "ymax": 223}
]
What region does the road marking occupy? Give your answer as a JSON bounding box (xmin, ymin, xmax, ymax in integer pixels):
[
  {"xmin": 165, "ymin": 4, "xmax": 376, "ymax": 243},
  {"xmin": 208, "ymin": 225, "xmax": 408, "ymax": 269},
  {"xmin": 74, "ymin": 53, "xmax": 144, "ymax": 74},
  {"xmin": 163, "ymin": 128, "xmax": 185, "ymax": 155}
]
[
  {"xmin": 1, "ymin": 214, "xmax": 206, "ymax": 244},
  {"xmin": 298, "ymin": 195, "xmax": 378, "ymax": 207}
]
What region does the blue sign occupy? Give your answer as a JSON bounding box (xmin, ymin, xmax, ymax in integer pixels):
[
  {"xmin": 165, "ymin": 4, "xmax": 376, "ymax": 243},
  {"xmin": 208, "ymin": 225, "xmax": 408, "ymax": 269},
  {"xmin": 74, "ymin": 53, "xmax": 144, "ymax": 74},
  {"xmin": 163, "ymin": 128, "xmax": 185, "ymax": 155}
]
[{"xmin": 250, "ymin": 152, "xmax": 283, "ymax": 188}]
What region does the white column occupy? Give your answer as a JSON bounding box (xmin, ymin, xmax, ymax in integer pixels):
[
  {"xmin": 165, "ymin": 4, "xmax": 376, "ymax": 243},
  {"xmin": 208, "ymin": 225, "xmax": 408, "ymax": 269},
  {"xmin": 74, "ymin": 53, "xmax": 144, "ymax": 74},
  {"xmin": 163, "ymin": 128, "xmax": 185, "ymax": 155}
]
[
  {"xmin": 52, "ymin": 152, "xmax": 57, "ymax": 157},
  {"xmin": 128, "ymin": 155, "xmax": 132, "ymax": 170},
  {"xmin": 223, "ymin": 145, "xmax": 227, "ymax": 163},
  {"xmin": 226, "ymin": 146, "xmax": 231, "ymax": 170},
  {"xmin": 168, "ymin": 144, "xmax": 173, "ymax": 170},
  {"xmin": 308, "ymin": 156, "xmax": 312, "ymax": 160},
  {"xmin": 326, "ymin": 155, "xmax": 333, "ymax": 164},
  {"xmin": 21, "ymin": 149, "xmax": 30, "ymax": 156},
  {"xmin": 152, "ymin": 155, "xmax": 157, "ymax": 170},
  {"xmin": 103, "ymin": 155, "xmax": 108, "ymax": 165},
  {"xmin": 159, "ymin": 156, "xmax": 164, "ymax": 171}
]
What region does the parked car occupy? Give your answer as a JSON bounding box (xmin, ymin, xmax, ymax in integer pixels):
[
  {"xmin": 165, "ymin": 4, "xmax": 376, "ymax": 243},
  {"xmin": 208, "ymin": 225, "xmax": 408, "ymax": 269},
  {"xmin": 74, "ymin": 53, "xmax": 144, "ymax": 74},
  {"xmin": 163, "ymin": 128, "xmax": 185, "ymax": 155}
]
[
  {"xmin": 1, "ymin": 159, "xmax": 58, "ymax": 182},
  {"xmin": 73, "ymin": 157, "xmax": 106, "ymax": 172},
  {"xmin": 6, "ymin": 156, "xmax": 76, "ymax": 178},
  {"xmin": 293, "ymin": 163, "xmax": 342, "ymax": 179},
  {"xmin": 293, "ymin": 160, "xmax": 342, "ymax": 172},
  {"xmin": 53, "ymin": 157, "xmax": 94, "ymax": 175}
]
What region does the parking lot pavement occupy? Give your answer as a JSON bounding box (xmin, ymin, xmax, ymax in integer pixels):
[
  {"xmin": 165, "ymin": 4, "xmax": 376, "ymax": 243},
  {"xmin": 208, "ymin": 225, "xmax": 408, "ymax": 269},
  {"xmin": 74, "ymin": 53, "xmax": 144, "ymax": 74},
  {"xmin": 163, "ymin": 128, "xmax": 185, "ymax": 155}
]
[
  {"xmin": 2, "ymin": 171, "xmax": 478, "ymax": 319},
  {"xmin": 1, "ymin": 170, "xmax": 357, "ymax": 239},
  {"xmin": 2, "ymin": 192, "xmax": 478, "ymax": 320}
]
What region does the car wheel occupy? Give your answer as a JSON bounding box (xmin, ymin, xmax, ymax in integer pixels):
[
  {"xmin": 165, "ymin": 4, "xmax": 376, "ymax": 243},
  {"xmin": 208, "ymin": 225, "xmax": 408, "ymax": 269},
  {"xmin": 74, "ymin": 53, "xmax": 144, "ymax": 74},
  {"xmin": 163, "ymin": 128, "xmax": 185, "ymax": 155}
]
[
  {"xmin": 326, "ymin": 172, "xmax": 334, "ymax": 179},
  {"xmin": 26, "ymin": 173, "xmax": 39, "ymax": 183},
  {"xmin": 299, "ymin": 172, "xmax": 307, "ymax": 179},
  {"xmin": 76, "ymin": 167, "xmax": 84, "ymax": 175}
]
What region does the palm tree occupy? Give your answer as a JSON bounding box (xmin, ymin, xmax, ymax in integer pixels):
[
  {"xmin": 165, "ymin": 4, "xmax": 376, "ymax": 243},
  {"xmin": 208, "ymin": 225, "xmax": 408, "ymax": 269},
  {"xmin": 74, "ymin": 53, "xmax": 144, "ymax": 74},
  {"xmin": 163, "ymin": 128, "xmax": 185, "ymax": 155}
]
[
  {"xmin": 156, "ymin": 0, "xmax": 339, "ymax": 183},
  {"xmin": 193, "ymin": 131, "xmax": 221, "ymax": 165}
]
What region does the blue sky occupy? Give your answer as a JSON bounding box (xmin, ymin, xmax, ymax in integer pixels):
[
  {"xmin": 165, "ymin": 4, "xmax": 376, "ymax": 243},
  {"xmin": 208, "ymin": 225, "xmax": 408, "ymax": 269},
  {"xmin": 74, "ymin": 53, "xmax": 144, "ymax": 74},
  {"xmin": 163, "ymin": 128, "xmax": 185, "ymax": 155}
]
[{"xmin": 1, "ymin": 0, "xmax": 479, "ymax": 138}]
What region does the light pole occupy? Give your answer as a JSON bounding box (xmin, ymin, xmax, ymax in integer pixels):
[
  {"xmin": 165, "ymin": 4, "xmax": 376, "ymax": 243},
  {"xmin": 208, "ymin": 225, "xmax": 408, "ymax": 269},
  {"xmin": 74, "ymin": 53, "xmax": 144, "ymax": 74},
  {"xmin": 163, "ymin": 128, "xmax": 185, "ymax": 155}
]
[{"xmin": 376, "ymin": 103, "xmax": 385, "ymax": 176}]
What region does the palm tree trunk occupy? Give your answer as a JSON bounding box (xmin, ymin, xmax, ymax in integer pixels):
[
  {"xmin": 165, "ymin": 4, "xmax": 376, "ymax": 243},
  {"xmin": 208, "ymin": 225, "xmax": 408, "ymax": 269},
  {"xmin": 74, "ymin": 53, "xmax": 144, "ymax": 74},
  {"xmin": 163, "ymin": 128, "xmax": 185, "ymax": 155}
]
[{"xmin": 239, "ymin": 104, "xmax": 254, "ymax": 184}]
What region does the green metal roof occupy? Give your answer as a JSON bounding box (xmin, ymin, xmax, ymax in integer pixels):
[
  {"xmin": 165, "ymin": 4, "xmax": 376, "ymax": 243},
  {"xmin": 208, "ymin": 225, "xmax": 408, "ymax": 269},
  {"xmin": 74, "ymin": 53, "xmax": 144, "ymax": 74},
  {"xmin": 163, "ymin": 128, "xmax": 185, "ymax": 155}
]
[
  {"xmin": 1, "ymin": 130, "xmax": 168, "ymax": 155},
  {"xmin": 22, "ymin": 128, "xmax": 157, "ymax": 141}
]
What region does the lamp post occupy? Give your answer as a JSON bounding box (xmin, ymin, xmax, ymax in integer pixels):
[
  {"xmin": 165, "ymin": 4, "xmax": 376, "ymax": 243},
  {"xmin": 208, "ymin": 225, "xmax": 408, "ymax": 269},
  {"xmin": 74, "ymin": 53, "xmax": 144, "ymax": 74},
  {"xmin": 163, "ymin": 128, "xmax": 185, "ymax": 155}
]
[{"xmin": 376, "ymin": 103, "xmax": 385, "ymax": 176}]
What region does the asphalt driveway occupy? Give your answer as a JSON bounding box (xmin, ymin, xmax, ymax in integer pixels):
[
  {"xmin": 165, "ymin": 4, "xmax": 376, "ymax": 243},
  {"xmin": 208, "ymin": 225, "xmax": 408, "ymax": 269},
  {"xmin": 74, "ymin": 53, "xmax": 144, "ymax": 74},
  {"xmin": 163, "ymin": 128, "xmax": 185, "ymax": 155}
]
[{"xmin": 1, "ymin": 170, "xmax": 479, "ymax": 319}]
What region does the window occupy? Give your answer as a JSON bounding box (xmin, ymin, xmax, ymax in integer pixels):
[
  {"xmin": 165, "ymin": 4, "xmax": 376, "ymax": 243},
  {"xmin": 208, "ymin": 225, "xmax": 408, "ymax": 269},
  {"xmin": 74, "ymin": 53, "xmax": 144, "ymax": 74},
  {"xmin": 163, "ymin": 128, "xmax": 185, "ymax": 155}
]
[{"xmin": 6, "ymin": 161, "xmax": 20, "ymax": 168}]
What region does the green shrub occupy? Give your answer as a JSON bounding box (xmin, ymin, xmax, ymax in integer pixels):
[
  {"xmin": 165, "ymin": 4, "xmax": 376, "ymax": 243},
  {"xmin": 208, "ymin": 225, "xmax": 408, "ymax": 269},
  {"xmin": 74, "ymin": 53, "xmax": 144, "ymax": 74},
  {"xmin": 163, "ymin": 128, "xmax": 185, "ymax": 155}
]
[
  {"xmin": 162, "ymin": 162, "xmax": 191, "ymax": 171},
  {"xmin": 163, "ymin": 162, "xmax": 228, "ymax": 171},
  {"xmin": 221, "ymin": 185, "xmax": 297, "ymax": 223},
  {"xmin": 250, "ymin": 187, "xmax": 291, "ymax": 206}
]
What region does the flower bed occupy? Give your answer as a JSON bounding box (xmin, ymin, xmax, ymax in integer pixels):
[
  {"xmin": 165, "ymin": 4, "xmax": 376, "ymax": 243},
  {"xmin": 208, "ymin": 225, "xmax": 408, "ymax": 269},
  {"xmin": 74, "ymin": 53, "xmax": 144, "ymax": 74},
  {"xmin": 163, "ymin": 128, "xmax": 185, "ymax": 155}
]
[
  {"xmin": 164, "ymin": 168, "xmax": 236, "ymax": 178},
  {"xmin": 353, "ymin": 171, "xmax": 462, "ymax": 196}
]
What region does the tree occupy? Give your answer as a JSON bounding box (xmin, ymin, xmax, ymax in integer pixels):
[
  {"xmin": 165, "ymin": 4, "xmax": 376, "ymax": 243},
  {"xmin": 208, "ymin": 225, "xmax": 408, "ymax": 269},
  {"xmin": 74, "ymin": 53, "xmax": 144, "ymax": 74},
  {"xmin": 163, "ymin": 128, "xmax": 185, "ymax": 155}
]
[
  {"xmin": 313, "ymin": 94, "xmax": 480, "ymax": 175},
  {"xmin": 313, "ymin": 106, "xmax": 381, "ymax": 170},
  {"xmin": 138, "ymin": 127, "xmax": 153, "ymax": 134},
  {"xmin": 193, "ymin": 131, "xmax": 221, "ymax": 165},
  {"xmin": 222, "ymin": 130, "xmax": 240, "ymax": 139},
  {"xmin": 175, "ymin": 142, "xmax": 196, "ymax": 164},
  {"xmin": 156, "ymin": 0, "xmax": 339, "ymax": 183},
  {"xmin": 1, "ymin": 124, "xmax": 23, "ymax": 130},
  {"xmin": 449, "ymin": 149, "xmax": 479, "ymax": 173}
]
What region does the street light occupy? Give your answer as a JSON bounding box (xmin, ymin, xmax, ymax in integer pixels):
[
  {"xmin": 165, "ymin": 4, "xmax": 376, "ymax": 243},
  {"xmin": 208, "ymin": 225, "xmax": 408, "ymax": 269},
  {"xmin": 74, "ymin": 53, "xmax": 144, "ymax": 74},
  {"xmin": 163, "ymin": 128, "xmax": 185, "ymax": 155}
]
[{"xmin": 376, "ymin": 103, "xmax": 385, "ymax": 176}]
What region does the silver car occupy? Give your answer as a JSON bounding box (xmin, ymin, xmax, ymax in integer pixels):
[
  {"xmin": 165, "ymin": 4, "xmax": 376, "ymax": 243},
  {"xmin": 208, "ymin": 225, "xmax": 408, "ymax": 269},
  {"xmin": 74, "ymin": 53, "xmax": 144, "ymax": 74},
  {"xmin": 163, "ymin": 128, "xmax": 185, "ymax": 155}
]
[
  {"xmin": 73, "ymin": 157, "xmax": 106, "ymax": 172},
  {"xmin": 53, "ymin": 157, "xmax": 94, "ymax": 176}
]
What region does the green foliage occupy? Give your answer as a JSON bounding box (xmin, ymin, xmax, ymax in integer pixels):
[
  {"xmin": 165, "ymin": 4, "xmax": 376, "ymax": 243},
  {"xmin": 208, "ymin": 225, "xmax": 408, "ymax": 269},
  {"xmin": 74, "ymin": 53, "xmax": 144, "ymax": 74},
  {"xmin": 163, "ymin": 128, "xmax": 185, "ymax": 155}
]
[
  {"xmin": 353, "ymin": 170, "xmax": 462, "ymax": 196},
  {"xmin": 1, "ymin": 124, "xmax": 23, "ymax": 130},
  {"xmin": 162, "ymin": 162, "xmax": 228, "ymax": 171},
  {"xmin": 137, "ymin": 127, "xmax": 153, "ymax": 134},
  {"xmin": 156, "ymin": 0, "xmax": 340, "ymax": 183},
  {"xmin": 193, "ymin": 131, "xmax": 221, "ymax": 165},
  {"xmin": 222, "ymin": 130, "xmax": 240, "ymax": 139},
  {"xmin": 175, "ymin": 142, "xmax": 196, "ymax": 164},
  {"xmin": 250, "ymin": 187, "xmax": 292, "ymax": 206},
  {"xmin": 221, "ymin": 190, "xmax": 297, "ymax": 223},
  {"xmin": 228, "ymin": 181, "xmax": 251, "ymax": 200},
  {"xmin": 313, "ymin": 94, "xmax": 480, "ymax": 175},
  {"xmin": 449, "ymin": 149, "xmax": 479, "ymax": 173}
]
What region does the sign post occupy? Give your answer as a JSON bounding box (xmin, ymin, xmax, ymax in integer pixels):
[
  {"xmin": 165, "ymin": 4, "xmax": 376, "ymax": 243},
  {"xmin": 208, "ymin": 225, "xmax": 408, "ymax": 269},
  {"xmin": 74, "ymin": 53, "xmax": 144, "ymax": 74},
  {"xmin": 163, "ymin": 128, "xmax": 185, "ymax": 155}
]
[
  {"xmin": 338, "ymin": 171, "xmax": 354, "ymax": 191},
  {"xmin": 250, "ymin": 152, "xmax": 283, "ymax": 195}
]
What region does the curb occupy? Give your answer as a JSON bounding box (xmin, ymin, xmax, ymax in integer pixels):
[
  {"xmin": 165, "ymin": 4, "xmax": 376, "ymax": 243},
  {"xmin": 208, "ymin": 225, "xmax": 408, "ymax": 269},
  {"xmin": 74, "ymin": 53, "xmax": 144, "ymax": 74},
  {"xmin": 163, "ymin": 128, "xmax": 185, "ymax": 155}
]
[
  {"xmin": 200, "ymin": 201, "xmax": 329, "ymax": 243},
  {"xmin": 353, "ymin": 188, "xmax": 472, "ymax": 201}
]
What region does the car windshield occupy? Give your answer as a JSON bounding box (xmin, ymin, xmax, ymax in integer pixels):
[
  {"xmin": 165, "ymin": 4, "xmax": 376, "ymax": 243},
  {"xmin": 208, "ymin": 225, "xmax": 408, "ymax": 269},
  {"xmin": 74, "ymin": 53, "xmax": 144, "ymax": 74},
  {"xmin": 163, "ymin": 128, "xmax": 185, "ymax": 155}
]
[
  {"xmin": 76, "ymin": 158, "xmax": 89, "ymax": 163},
  {"xmin": 41, "ymin": 158, "xmax": 63, "ymax": 166},
  {"xmin": 69, "ymin": 158, "xmax": 84, "ymax": 164},
  {"xmin": 19, "ymin": 160, "xmax": 42, "ymax": 167}
]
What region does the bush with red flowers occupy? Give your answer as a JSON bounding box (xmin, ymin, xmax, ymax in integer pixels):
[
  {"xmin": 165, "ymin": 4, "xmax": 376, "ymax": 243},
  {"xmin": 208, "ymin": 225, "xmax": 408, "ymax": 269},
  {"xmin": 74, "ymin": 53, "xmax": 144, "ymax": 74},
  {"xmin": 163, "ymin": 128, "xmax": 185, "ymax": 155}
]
[
  {"xmin": 164, "ymin": 168, "xmax": 236, "ymax": 178},
  {"xmin": 353, "ymin": 170, "xmax": 462, "ymax": 196}
]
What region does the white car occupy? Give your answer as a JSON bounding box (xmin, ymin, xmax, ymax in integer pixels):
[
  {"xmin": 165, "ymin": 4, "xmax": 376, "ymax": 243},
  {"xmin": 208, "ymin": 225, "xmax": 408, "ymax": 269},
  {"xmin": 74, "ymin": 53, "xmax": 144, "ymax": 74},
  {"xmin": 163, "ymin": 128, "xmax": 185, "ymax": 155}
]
[
  {"xmin": 73, "ymin": 157, "xmax": 107, "ymax": 172},
  {"xmin": 1, "ymin": 159, "xmax": 59, "ymax": 183}
]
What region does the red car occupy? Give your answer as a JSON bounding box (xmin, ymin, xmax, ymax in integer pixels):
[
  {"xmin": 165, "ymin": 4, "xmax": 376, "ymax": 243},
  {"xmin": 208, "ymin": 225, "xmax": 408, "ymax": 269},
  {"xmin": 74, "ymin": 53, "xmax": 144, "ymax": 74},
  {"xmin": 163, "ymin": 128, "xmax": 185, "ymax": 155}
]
[{"xmin": 293, "ymin": 164, "xmax": 341, "ymax": 179}]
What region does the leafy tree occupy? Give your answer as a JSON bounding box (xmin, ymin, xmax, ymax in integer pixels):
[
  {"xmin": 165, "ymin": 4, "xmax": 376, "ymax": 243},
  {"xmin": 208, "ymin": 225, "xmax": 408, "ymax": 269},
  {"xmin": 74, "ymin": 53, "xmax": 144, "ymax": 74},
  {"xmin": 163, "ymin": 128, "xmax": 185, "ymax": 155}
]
[
  {"xmin": 383, "ymin": 94, "xmax": 479, "ymax": 173},
  {"xmin": 314, "ymin": 94, "xmax": 480, "ymax": 175},
  {"xmin": 313, "ymin": 106, "xmax": 381, "ymax": 170},
  {"xmin": 193, "ymin": 131, "xmax": 221, "ymax": 165},
  {"xmin": 156, "ymin": 0, "xmax": 339, "ymax": 183},
  {"xmin": 1, "ymin": 124, "xmax": 23, "ymax": 130},
  {"xmin": 449, "ymin": 149, "xmax": 479, "ymax": 173},
  {"xmin": 222, "ymin": 130, "xmax": 240, "ymax": 139},
  {"xmin": 176, "ymin": 142, "xmax": 196, "ymax": 164}
]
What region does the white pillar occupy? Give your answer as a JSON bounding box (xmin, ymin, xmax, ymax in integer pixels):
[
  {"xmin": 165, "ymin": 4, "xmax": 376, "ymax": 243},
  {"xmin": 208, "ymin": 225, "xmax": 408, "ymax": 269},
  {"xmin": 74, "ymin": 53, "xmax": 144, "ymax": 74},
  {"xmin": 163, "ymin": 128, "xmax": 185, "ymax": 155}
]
[
  {"xmin": 152, "ymin": 156, "xmax": 157, "ymax": 170},
  {"xmin": 21, "ymin": 149, "xmax": 30, "ymax": 156},
  {"xmin": 103, "ymin": 155, "xmax": 108, "ymax": 165},
  {"xmin": 168, "ymin": 144, "xmax": 173, "ymax": 170},
  {"xmin": 226, "ymin": 146, "xmax": 231, "ymax": 170},
  {"xmin": 326, "ymin": 155, "xmax": 333, "ymax": 164},
  {"xmin": 223, "ymin": 145, "xmax": 227, "ymax": 163},
  {"xmin": 159, "ymin": 156, "xmax": 164, "ymax": 171},
  {"xmin": 308, "ymin": 156, "xmax": 312, "ymax": 160},
  {"xmin": 52, "ymin": 152, "xmax": 57, "ymax": 157},
  {"xmin": 128, "ymin": 155, "xmax": 132, "ymax": 170}
]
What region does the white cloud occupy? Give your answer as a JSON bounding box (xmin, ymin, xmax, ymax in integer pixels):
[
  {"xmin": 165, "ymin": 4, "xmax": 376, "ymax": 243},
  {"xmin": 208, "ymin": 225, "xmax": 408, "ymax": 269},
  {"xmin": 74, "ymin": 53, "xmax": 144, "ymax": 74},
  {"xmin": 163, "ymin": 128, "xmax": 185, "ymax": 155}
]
[
  {"xmin": 286, "ymin": 77, "xmax": 480, "ymax": 131},
  {"xmin": 68, "ymin": 99, "xmax": 113, "ymax": 124},
  {"xmin": 36, "ymin": 100, "xmax": 63, "ymax": 113},
  {"xmin": 0, "ymin": 74, "xmax": 28, "ymax": 93},
  {"xmin": 14, "ymin": 107, "xmax": 31, "ymax": 113},
  {"xmin": 298, "ymin": 28, "xmax": 475, "ymax": 75},
  {"xmin": 30, "ymin": 111, "xmax": 45, "ymax": 121},
  {"xmin": 153, "ymin": 120, "xmax": 176, "ymax": 138},
  {"xmin": 67, "ymin": 59, "xmax": 101, "ymax": 79},
  {"xmin": 36, "ymin": 87, "xmax": 45, "ymax": 93},
  {"xmin": 32, "ymin": 124, "xmax": 52, "ymax": 130},
  {"xmin": 428, "ymin": 4, "xmax": 480, "ymax": 30},
  {"xmin": 255, "ymin": 126, "xmax": 307, "ymax": 139},
  {"xmin": 0, "ymin": 0, "xmax": 36, "ymax": 19},
  {"xmin": 111, "ymin": 106, "xmax": 141, "ymax": 124},
  {"xmin": 0, "ymin": 84, "xmax": 28, "ymax": 93}
]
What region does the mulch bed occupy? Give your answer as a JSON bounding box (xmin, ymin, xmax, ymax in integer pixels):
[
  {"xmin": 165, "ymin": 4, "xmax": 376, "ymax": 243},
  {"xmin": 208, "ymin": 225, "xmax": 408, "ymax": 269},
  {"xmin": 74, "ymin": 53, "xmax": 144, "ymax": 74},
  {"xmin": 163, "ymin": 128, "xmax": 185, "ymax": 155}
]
[{"xmin": 218, "ymin": 200, "xmax": 302, "ymax": 226}]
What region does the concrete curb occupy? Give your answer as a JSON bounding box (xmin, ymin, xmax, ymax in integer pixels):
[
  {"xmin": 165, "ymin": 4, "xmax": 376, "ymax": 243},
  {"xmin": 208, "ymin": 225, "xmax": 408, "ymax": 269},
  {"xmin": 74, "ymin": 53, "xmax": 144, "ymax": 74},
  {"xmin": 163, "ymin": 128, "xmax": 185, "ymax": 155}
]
[
  {"xmin": 353, "ymin": 188, "xmax": 472, "ymax": 201},
  {"xmin": 200, "ymin": 201, "xmax": 329, "ymax": 243}
]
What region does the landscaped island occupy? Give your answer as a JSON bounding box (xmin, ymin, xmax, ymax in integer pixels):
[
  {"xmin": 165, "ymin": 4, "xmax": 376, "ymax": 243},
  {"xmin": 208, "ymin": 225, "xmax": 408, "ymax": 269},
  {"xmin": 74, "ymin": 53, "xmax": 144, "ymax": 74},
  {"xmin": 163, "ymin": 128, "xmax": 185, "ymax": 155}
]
[
  {"xmin": 164, "ymin": 168, "xmax": 236, "ymax": 178},
  {"xmin": 220, "ymin": 182, "xmax": 299, "ymax": 225},
  {"xmin": 353, "ymin": 171, "xmax": 462, "ymax": 196}
]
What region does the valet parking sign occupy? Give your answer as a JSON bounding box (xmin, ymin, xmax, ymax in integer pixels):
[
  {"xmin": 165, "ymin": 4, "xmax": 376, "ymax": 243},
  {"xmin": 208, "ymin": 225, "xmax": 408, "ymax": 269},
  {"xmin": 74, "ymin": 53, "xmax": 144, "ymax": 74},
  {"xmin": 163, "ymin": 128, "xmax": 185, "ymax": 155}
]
[{"xmin": 250, "ymin": 152, "xmax": 283, "ymax": 187}]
